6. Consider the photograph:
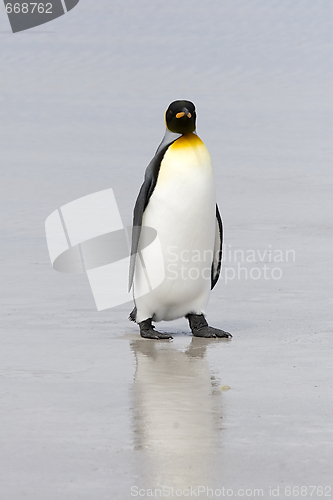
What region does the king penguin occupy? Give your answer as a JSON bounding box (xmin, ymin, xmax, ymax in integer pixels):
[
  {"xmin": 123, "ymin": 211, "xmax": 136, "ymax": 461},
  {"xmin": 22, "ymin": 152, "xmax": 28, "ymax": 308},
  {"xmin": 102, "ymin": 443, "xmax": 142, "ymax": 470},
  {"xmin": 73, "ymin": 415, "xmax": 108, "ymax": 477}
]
[{"xmin": 128, "ymin": 100, "xmax": 232, "ymax": 340}]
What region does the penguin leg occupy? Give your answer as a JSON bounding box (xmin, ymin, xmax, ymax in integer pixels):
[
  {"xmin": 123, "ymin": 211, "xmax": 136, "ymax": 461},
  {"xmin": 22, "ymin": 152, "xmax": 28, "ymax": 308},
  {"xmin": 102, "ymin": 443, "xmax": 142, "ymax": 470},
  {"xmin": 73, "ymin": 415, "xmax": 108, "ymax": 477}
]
[
  {"xmin": 139, "ymin": 318, "xmax": 173, "ymax": 340},
  {"xmin": 186, "ymin": 314, "xmax": 232, "ymax": 339}
]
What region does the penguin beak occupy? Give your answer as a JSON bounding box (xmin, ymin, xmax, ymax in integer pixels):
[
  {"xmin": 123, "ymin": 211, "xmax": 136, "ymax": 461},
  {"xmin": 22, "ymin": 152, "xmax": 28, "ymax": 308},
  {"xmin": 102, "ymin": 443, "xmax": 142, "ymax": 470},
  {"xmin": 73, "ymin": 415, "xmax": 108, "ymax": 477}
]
[{"xmin": 176, "ymin": 109, "xmax": 192, "ymax": 119}]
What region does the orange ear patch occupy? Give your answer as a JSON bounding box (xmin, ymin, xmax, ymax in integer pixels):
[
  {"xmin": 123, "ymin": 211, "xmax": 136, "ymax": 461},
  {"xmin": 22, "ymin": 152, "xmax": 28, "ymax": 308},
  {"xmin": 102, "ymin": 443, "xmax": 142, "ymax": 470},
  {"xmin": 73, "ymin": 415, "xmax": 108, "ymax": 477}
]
[{"xmin": 176, "ymin": 112, "xmax": 185, "ymax": 118}]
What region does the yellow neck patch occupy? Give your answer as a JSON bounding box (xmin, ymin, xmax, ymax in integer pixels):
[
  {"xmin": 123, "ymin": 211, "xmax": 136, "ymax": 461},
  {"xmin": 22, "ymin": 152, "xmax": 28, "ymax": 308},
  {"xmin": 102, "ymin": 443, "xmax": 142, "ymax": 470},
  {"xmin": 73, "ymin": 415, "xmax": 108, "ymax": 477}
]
[
  {"xmin": 157, "ymin": 132, "xmax": 212, "ymax": 184},
  {"xmin": 170, "ymin": 133, "xmax": 203, "ymax": 150}
]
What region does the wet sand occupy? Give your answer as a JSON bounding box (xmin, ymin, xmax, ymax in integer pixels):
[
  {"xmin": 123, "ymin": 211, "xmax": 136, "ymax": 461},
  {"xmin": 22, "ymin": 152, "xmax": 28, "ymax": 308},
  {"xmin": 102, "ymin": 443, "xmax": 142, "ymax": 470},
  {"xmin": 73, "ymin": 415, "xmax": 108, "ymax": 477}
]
[{"xmin": 0, "ymin": 1, "xmax": 332, "ymax": 498}]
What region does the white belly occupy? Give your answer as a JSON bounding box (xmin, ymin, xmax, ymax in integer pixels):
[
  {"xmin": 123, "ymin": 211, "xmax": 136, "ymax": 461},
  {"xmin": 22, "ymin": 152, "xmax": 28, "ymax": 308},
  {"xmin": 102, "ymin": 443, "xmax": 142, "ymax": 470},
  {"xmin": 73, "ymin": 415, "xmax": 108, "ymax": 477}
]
[{"xmin": 134, "ymin": 134, "xmax": 216, "ymax": 323}]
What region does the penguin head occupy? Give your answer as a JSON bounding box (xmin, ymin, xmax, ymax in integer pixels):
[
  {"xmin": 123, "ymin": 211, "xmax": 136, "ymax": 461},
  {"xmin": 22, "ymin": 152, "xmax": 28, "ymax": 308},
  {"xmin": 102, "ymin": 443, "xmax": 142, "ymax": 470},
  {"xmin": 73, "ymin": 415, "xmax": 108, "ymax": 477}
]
[{"xmin": 165, "ymin": 100, "xmax": 196, "ymax": 134}]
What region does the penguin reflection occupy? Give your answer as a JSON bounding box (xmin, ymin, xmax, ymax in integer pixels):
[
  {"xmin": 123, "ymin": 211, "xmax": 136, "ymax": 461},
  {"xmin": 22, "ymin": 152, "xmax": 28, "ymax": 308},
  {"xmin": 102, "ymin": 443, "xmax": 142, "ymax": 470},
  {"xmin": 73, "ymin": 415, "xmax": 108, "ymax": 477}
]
[{"xmin": 130, "ymin": 337, "xmax": 224, "ymax": 489}]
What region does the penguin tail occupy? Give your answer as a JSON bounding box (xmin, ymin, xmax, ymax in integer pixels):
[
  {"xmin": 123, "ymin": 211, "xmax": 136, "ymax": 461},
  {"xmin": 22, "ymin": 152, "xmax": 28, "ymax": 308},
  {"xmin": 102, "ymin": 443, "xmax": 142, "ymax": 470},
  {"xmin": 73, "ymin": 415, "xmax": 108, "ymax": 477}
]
[{"xmin": 129, "ymin": 307, "xmax": 137, "ymax": 323}]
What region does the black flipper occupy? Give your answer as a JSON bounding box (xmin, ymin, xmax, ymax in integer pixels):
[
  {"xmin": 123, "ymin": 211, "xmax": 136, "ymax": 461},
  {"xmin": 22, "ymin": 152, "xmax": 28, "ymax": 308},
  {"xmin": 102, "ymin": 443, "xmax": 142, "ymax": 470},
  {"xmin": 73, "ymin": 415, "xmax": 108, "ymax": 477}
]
[
  {"xmin": 211, "ymin": 204, "xmax": 223, "ymax": 289},
  {"xmin": 128, "ymin": 136, "xmax": 179, "ymax": 292},
  {"xmin": 129, "ymin": 306, "xmax": 137, "ymax": 322}
]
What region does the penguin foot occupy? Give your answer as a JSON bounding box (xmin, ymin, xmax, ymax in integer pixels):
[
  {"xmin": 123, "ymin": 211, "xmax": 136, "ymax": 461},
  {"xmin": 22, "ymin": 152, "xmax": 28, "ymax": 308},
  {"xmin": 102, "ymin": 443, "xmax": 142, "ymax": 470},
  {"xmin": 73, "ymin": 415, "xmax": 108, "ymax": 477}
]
[
  {"xmin": 186, "ymin": 314, "xmax": 232, "ymax": 339},
  {"xmin": 198, "ymin": 326, "xmax": 232, "ymax": 339},
  {"xmin": 139, "ymin": 318, "xmax": 173, "ymax": 340}
]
